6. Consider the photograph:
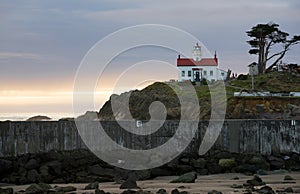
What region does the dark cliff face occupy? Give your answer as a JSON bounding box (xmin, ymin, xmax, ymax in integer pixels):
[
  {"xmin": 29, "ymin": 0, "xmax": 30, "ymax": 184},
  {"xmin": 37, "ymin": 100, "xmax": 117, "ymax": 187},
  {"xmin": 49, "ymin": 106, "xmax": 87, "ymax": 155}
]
[{"xmin": 98, "ymin": 82, "xmax": 181, "ymax": 121}]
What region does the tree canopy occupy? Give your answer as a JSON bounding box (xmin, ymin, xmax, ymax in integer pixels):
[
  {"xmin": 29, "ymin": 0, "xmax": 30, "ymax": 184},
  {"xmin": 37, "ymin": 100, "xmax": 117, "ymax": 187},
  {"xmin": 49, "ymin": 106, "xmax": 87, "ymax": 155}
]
[{"xmin": 247, "ymin": 22, "xmax": 300, "ymax": 74}]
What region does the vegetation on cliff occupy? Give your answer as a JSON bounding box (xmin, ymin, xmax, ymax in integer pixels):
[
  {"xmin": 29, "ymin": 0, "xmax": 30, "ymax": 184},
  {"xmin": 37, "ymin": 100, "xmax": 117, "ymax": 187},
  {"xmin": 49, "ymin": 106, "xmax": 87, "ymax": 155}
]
[{"xmin": 98, "ymin": 71, "xmax": 300, "ymax": 120}]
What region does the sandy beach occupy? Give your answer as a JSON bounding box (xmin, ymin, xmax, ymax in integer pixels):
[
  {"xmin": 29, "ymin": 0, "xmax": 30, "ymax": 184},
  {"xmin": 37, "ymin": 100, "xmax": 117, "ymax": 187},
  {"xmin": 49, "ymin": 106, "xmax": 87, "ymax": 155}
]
[{"xmin": 1, "ymin": 171, "xmax": 300, "ymax": 194}]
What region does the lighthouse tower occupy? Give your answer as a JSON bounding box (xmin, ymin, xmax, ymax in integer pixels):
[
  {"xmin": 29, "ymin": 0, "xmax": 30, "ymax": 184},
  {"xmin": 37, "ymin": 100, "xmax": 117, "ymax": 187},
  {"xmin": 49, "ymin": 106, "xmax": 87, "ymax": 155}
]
[{"xmin": 192, "ymin": 43, "xmax": 202, "ymax": 61}]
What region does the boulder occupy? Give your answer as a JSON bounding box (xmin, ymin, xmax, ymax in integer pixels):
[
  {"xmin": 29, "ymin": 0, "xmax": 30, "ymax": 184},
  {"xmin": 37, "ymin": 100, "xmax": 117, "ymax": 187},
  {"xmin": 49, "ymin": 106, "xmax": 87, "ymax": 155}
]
[
  {"xmin": 150, "ymin": 167, "xmax": 174, "ymax": 177},
  {"xmin": 121, "ymin": 190, "xmax": 138, "ymax": 194},
  {"xmin": 39, "ymin": 165, "xmax": 49, "ymax": 176},
  {"xmin": 207, "ymin": 190, "xmax": 223, "ymax": 194},
  {"xmin": 235, "ymin": 164, "xmax": 259, "ymax": 174},
  {"xmin": 285, "ymin": 159, "xmax": 300, "ymax": 170},
  {"xmin": 212, "ymin": 151, "xmax": 233, "ymax": 159},
  {"xmin": 170, "ymin": 171, "xmax": 197, "ymax": 183},
  {"xmin": 25, "ymin": 183, "xmax": 52, "ymax": 194},
  {"xmin": 284, "ymin": 175, "xmax": 294, "ymax": 181},
  {"xmin": 46, "ymin": 160, "xmax": 62, "ymax": 175},
  {"xmin": 206, "ymin": 162, "xmax": 222, "ymax": 174},
  {"xmin": 249, "ymin": 155, "xmax": 270, "ymax": 170},
  {"xmin": 120, "ymin": 175, "xmax": 139, "ymax": 190},
  {"xmin": 156, "ymin": 189, "xmax": 167, "ymax": 194},
  {"xmin": 218, "ymin": 159, "xmax": 236, "ymax": 168},
  {"xmin": 267, "ymin": 156, "xmax": 284, "ymax": 170},
  {"xmin": 171, "ymin": 189, "xmax": 180, "ymax": 194},
  {"xmin": 0, "ymin": 188, "xmax": 13, "ymax": 194},
  {"xmin": 52, "ymin": 178, "xmax": 66, "ymax": 184},
  {"xmin": 256, "ymin": 185, "xmax": 274, "ymax": 194},
  {"xmin": 27, "ymin": 169, "xmax": 39, "ymax": 183},
  {"xmin": 246, "ymin": 175, "xmax": 265, "ymax": 186},
  {"xmin": 95, "ymin": 189, "xmax": 107, "ymax": 194},
  {"xmin": 132, "ymin": 170, "xmax": 151, "ymax": 181},
  {"xmin": 88, "ymin": 164, "xmax": 116, "ymax": 177},
  {"xmin": 84, "ymin": 181, "xmax": 99, "ymax": 190},
  {"xmin": 176, "ymin": 165, "xmax": 194, "ymax": 175},
  {"xmin": 54, "ymin": 186, "xmax": 76, "ymax": 192},
  {"xmin": 25, "ymin": 159, "xmax": 39, "ymax": 170},
  {"xmin": 282, "ymin": 187, "xmax": 293, "ymax": 193},
  {"xmin": 0, "ymin": 159, "xmax": 13, "ymax": 175},
  {"xmin": 191, "ymin": 158, "xmax": 206, "ymax": 169}
]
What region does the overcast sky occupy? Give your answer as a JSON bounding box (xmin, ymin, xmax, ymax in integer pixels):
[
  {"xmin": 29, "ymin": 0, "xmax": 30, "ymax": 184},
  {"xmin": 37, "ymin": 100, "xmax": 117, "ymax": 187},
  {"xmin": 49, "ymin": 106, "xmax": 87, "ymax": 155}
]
[{"xmin": 0, "ymin": 0, "xmax": 299, "ymax": 119}]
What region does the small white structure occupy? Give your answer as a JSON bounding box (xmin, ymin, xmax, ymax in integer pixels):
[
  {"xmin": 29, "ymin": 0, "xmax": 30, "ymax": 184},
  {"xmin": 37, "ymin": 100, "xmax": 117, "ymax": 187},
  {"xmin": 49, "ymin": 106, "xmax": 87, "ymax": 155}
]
[
  {"xmin": 177, "ymin": 43, "xmax": 228, "ymax": 82},
  {"xmin": 248, "ymin": 62, "xmax": 259, "ymax": 76}
]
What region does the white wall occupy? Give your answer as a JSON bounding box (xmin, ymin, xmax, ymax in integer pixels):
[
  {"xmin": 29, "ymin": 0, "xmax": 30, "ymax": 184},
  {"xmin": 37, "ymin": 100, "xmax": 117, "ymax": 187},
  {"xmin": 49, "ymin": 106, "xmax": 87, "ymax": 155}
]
[{"xmin": 178, "ymin": 66, "xmax": 227, "ymax": 82}]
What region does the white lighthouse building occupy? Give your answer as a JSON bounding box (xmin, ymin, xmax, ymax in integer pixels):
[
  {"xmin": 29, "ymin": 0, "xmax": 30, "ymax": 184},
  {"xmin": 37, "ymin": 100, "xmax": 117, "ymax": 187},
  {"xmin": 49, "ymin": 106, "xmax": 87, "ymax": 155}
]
[{"xmin": 177, "ymin": 43, "xmax": 228, "ymax": 82}]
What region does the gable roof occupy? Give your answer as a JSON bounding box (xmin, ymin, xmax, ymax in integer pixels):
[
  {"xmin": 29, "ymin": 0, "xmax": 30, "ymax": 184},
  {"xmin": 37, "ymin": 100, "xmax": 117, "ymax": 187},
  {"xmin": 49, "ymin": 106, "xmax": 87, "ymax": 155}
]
[{"xmin": 177, "ymin": 58, "xmax": 218, "ymax": 66}]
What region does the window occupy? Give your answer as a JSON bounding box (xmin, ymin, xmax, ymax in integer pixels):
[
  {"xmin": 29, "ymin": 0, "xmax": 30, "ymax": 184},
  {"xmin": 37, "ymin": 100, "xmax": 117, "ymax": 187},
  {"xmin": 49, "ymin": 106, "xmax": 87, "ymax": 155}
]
[
  {"xmin": 203, "ymin": 71, "xmax": 207, "ymax": 76},
  {"xmin": 221, "ymin": 72, "xmax": 224, "ymax": 76},
  {"xmin": 188, "ymin": 71, "xmax": 191, "ymax": 77},
  {"xmin": 210, "ymin": 71, "xmax": 213, "ymax": 76},
  {"xmin": 181, "ymin": 71, "xmax": 185, "ymax": 77}
]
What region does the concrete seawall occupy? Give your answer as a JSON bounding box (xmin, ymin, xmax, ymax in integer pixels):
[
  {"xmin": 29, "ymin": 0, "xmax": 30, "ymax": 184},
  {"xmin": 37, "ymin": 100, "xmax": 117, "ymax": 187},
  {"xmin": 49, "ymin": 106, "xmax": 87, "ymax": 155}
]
[{"xmin": 0, "ymin": 120, "xmax": 299, "ymax": 157}]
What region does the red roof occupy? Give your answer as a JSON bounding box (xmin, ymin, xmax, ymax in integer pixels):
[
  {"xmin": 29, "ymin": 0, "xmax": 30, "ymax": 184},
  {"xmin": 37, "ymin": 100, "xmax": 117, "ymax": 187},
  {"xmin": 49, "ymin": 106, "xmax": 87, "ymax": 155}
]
[{"xmin": 177, "ymin": 58, "xmax": 218, "ymax": 66}]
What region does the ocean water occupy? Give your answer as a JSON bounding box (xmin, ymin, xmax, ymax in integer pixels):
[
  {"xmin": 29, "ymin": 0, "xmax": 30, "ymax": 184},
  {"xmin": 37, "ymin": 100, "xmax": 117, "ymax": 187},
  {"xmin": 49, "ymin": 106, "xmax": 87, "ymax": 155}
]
[{"xmin": 0, "ymin": 112, "xmax": 76, "ymax": 121}]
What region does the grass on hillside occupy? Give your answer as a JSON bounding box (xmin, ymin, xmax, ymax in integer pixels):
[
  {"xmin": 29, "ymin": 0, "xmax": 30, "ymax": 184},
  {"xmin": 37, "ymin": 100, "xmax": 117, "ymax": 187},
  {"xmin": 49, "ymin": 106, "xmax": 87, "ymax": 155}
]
[{"xmin": 228, "ymin": 71, "xmax": 300, "ymax": 93}]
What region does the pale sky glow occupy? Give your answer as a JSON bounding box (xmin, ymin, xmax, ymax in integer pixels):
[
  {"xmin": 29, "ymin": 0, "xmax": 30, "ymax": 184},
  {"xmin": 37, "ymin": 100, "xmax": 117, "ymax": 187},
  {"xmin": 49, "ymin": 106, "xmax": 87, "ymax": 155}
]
[{"xmin": 0, "ymin": 0, "xmax": 299, "ymax": 120}]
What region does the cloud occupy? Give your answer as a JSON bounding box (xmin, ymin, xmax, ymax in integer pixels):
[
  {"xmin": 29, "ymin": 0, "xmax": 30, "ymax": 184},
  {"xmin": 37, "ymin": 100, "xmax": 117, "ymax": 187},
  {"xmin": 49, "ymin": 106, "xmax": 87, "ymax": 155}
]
[{"xmin": 0, "ymin": 52, "xmax": 42, "ymax": 60}]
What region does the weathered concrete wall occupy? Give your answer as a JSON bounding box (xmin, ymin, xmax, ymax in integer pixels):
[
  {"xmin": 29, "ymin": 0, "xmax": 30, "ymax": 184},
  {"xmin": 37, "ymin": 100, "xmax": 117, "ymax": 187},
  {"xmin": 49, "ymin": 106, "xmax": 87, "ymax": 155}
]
[{"xmin": 0, "ymin": 120, "xmax": 299, "ymax": 157}]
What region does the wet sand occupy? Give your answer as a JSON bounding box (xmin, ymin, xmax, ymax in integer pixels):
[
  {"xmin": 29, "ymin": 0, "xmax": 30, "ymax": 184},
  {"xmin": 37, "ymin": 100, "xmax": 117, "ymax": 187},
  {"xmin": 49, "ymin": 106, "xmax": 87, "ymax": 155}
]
[{"xmin": 2, "ymin": 171, "xmax": 300, "ymax": 193}]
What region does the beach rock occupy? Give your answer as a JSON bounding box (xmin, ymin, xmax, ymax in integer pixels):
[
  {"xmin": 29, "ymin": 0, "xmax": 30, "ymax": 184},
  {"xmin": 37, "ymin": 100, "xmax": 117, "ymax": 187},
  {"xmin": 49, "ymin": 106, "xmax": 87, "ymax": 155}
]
[
  {"xmin": 196, "ymin": 168, "xmax": 208, "ymax": 175},
  {"xmin": 52, "ymin": 178, "xmax": 65, "ymax": 184},
  {"xmin": 0, "ymin": 188, "xmax": 13, "ymax": 194},
  {"xmin": 256, "ymin": 185, "xmax": 274, "ymax": 194},
  {"xmin": 171, "ymin": 189, "xmax": 180, "ymax": 194},
  {"xmin": 85, "ymin": 181, "xmax": 99, "ymax": 190},
  {"xmin": 207, "ymin": 190, "xmax": 223, "ymax": 194},
  {"xmin": 206, "ymin": 162, "xmax": 222, "ymax": 174},
  {"xmin": 26, "ymin": 169, "xmax": 39, "ymax": 183},
  {"xmin": 121, "ymin": 190, "xmax": 138, "ymax": 194},
  {"xmin": 39, "ymin": 165, "xmax": 49, "ymax": 176},
  {"xmin": 95, "ymin": 189, "xmax": 107, "ymax": 194},
  {"xmin": 284, "ymin": 187, "xmax": 294, "ymax": 193},
  {"xmin": 246, "ymin": 175, "xmax": 265, "ymax": 186},
  {"xmin": 267, "ymin": 155, "xmax": 284, "ymax": 169},
  {"xmin": 176, "ymin": 165, "xmax": 194, "ymax": 175},
  {"xmin": 171, "ymin": 171, "xmax": 197, "ymax": 183},
  {"xmin": 46, "ymin": 160, "xmax": 62, "ymax": 175},
  {"xmin": 191, "ymin": 158, "xmax": 206, "ymax": 169},
  {"xmin": 276, "ymin": 187, "xmax": 294, "ymax": 193},
  {"xmin": 257, "ymin": 169, "xmax": 268, "ymax": 175},
  {"xmin": 150, "ymin": 167, "xmax": 174, "ymax": 177},
  {"xmin": 235, "ymin": 164, "xmax": 258, "ymax": 174},
  {"xmin": 54, "ymin": 185, "xmax": 77, "ymax": 192},
  {"xmin": 290, "ymin": 153, "xmax": 300, "ymax": 162},
  {"xmin": 25, "ymin": 159, "xmax": 39, "ymax": 170},
  {"xmin": 88, "ymin": 164, "xmax": 115, "ymax": 177},
  {"xmin": 249, "ymin": 155, "xmax": 270, "ymax": 170},
  {"xmin": 132, "ymin": 170, "xmax": 152, "ymax": 181},
  {"xmin": 218, "ymin": 158, "xmax": 236, "ymax": 168},
  {"xmin": 0, "ymin": 159, "xmax": 13, "ymax": 175},
  {"xmin": 284, "ymin": 175, "xmax": 294, "ymax": 180},
  {"xmin": 285, "ymin": 159, "xmax": 300, "ymax": 170},
  {"xmin": 25, "ymin": 183, "xmax": 52, "ymax": 194},
  {"xmin": 156, "ymin": 189, "xmax": 167, "ymax": 194},
  {"xmin": 120, "ymin": 176, "xmax": 139, "ymax": 190},
  {"xmin": 212, "ymin": 151, "xmax": 233, "ymax": 159}
]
